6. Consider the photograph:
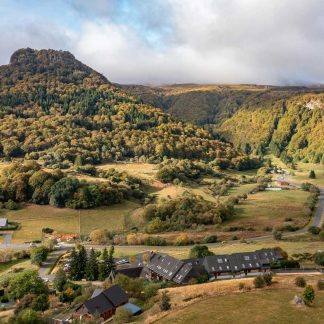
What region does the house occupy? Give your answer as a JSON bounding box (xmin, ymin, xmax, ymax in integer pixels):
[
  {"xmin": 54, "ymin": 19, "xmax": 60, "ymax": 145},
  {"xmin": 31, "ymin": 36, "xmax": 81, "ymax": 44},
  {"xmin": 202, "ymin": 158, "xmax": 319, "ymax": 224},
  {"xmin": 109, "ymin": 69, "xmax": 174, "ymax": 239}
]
[
  {"xmin": 0, "ymin": 218, "xmax": 8, "ymax": 228},
  {"xmin": 75, "ymin": 285, "xmax": 128, "ymax": 321},
  {"xmin": 203, "ymin": 254, "xmax": 232, "ymax": 278},
  {"xmin": 115, "ymin": 263, "xmax": 144, "ymax": 278},
  {"xmin": 229, "ymin": 252, "xmax": 262, "ymax": 274},
  {"xmin": 142, "ymin": 253, "xmax": 205, "ymax": 284},
  {"xmin": 256, "ymin": 248, "xmax": 283, "ymax": 267}
]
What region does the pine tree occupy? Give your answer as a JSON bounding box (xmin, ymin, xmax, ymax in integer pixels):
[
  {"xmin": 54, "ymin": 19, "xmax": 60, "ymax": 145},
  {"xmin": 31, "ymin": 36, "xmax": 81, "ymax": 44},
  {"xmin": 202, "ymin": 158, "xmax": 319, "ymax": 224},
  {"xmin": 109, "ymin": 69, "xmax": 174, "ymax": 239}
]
[
  {"xmin": 107, "ymin": 245, "xmax": 116, "ymax": 276},
  {"xmin": 78, "ymin": 245, "xmax": 88, "ymax": 279},
  {"xmin": 69, "ymin": 248, "xmax": 79, "ymax": 280},
  {"xmin": 160, "ymin": 291, "xmax": 171, "ymax": 311},
  {"xmin": 53, "ymin": 267, "xmax": 67, "ymax": 292},
  {"xmin": 98, "ymin": 248, "xmax": 109, "ymax": 281},
  {"xmin": 86, "ymin": 248, "xmax": 99, "ymax": 281},
  {"xmin": 309, "ymin": 170, "xmax": 316, "ymax": 179}
]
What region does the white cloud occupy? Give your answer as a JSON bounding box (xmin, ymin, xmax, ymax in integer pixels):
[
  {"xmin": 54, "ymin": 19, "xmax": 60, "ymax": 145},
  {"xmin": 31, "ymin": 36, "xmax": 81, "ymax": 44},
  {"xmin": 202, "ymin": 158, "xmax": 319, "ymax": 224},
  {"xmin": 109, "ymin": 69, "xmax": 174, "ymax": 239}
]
[{"xmin": 1, "ymin": 0, "xmax": 324, "ymax": 85}]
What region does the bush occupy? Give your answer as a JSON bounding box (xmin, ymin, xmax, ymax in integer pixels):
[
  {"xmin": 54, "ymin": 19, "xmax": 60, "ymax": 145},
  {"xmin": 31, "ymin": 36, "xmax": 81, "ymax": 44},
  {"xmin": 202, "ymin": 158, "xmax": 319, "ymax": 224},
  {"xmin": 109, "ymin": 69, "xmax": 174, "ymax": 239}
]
[
  {"xmin": 272, "ymin": 230, "xmax": 282, "ymax": 240},
  {"xmin": 145, "ymin": 236, "xmax": 167, "ymax": 246},
  {"xmin": 317, "ymin": 280, "xmax": 324, "ymax": 290},
  {"xmin": 31, "ymin": 294, "xmax": 49, "ymax": 312},
  {"xmin": 89, "ymin": 229, "xmax": 109, "ymax": 244},
  {"xmin": 0, "ymin": 295, "xmax": 9, "ymax": 303},
  {"xmin": 203, "ymin": 235, "xmax": 218, "ymax": 243},
  {"xmin": 295, "ymin": 276, "xmax": 306, "ymax": 288},
  {"xmin": 30, "ymin": 246, "xmax": 48, "ymax": 265},
  {"xmin": 41, "ymin": 227, "xmax": 53, "ymax": 234},
  {"xmin": 253, "ymin": 275, "xmax": 265, "ymax": 288},
  {"xmin": 308, "ymin": 226, "xmax": 320, "ymax": 235},
  {"xmin": 174, "ymin": 234, "xmax": 192, "ymax": 246},
  {"xmin": 309, "ymin": 170, "xmax": 316, "ymax": 179},
  {"xmin": 160, "ymin": 291, "xmax": 171, "ymax": 311},
  {"xmin": 303, "ymin": 285, "xmax": 315, "ymax": 305},
  {"xmin": 114, "ymin": 307, "xmax": 132, "ymax": 323},
  {"xmin": 13, "ymin": 308, "xmax": 43, "ymax": 324},
  {"xmin": 263, "ymin": 273, "xmax": 273, "ymax": 286},
  {"xmin": 314, "ymin": 251, "xmax": 324, "ymax": 266},
  {"xmin": 5, "ymin": 199, "xmax": 19, "ymax": 210}
]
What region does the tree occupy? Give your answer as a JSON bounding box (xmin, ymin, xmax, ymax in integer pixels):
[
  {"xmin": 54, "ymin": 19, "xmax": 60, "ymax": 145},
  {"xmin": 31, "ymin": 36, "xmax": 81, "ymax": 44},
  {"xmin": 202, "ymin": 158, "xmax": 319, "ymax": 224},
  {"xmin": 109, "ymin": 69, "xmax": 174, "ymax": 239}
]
[
  {"xmin": 160, "ymin": 291, "xmax": 171, "ymax": 311},
  {"xmin": 31, "ymin": 294, "xmax": 50, "ymax": 312},
  {"xmin": 314, "ymin": 251, "xmax": 324, "ymax": 266},
  {"xmin": 114, "ymin": 307, "xmax": 132, "ymax": 323},
  {"xmin": 189, "ymin": 245, "xmax": 214, "ymax": 258},
  {"xmin": 69, "ymin": 248, "xmax": 80, "ymax": 280},
  {"xmin": 8, "ymin": 270, "xmax": 48, "ymax": 300},
  {"xmin": 78, "ymin": 245, "xmax": 88, "ymax": 279},
  {"xmin": 263, "ymin": 273, "xmax": 273, "ymax": 286},
  {"xmin": 49, "ymin": 177, "xmax": 79, "ymax": 207},
  {"xmin": 30, "ymin": 246, "xmax": 48, "ymax": 266},
  {"xmin": 85, "ymin": 248, "xmax": 99, "ymax": 281},
  {"xmin": 303, "ymin": 285, "xmax": 315, "ymax": 305},
  {"xmin": 98, "ymin": 248, "xmax": 109, "ymax": 281},
  {"xmin": 107, "ymin": 245, "xmax": 116, "ymax": 277},
  {"xmin": 309, "ymin": 170, "xmax": 316, "ymax": 179},
  {"xmin": 12, "ymin": 308, "xmax": 44, "ymax": 324},
  {"xmin": 53, "ymin": 268, "xmax": 67, "ymax": 292},
  {"xmin": 308, "ymin": 226, "xmax": 320, "ymax": 235},
  {"xmin": 89, "ymin": 229, "xmax": 108, "ymax": 244}
]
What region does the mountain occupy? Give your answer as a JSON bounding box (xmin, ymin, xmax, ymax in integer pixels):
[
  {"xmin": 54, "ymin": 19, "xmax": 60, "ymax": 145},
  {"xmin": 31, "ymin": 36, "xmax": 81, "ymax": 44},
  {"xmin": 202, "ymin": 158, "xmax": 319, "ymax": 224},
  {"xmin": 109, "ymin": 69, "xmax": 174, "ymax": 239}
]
[
  {"xmin": 122, "ymin": 84, "xmax": 324, "ymax": 164},
  {"xmin": 0, "ymin": 48, "xmax": 244, "ymax": 167}
]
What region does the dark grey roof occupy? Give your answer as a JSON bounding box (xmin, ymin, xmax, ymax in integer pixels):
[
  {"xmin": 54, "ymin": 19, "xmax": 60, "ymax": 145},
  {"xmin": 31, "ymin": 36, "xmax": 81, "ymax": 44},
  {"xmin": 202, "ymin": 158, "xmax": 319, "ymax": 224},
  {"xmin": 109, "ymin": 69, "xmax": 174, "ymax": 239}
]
[
  {"xmin": 122, "ymin": 302, "xmax": 142, "ymax": 315},
  {"xmin": 116, "ymin": 265, "xmax": 143, "ymax": 278},
  {"xmin": 103, "ymin": 285, "xmax": 128, "ymax": 307},
  {"xmin": 203, "ymin": 255, "xmax": 231, "ymax": 273},
  {"xmin": 147, "ymin": 253, "xmax": 184, "ymax": 280},
  {"xmin": 91, "ymin": 288, "xmax": 103, "ymax": 298},
  {"xmin": 84, "ymin": 293, "xmax": 114, "ymax": 315},
  {"xmin": 256, "ymin": 249, "xmax": 278, "ymax": 265},
  {"xmin": 183, "ymin": 258, "xmax": 204, "ymax": 266},
  {"xmin": 229, "ymin": 252, "xmax": 261, "ymax": 272},
  {"xmin": 173, "ymin": 263, "xmax": 193, "ymax": 284},
  {"xmin": 83, "ymin": 285, "xmax": 128, "ymax": 315}
]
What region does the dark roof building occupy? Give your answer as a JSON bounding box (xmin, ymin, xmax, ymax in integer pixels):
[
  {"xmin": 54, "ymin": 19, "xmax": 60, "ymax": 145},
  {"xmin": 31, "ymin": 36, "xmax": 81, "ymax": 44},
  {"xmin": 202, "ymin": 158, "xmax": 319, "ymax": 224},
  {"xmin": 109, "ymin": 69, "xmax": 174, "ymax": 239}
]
[
  {"xmin": 75, "ymin": 285, "xmax": 128, "ymax": 321},
  {"xmin": 256, "ymin": 248, "xmax": 283, "ymax": 266},
  {"xmin": 203, "ymin": 255, "xmax": 232, "ymax": 274},
  {"xmin": 229, "ymin": 252, "xmax": 261, "ymax": 272}
]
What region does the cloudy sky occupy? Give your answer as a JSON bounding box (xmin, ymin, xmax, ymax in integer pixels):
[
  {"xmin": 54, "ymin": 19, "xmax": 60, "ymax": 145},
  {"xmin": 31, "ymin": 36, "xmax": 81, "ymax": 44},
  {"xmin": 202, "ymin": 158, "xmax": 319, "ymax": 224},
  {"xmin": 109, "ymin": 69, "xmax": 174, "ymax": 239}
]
[{"xmin": 1, "ymin": 0, "xmax": 323, "ymax": 85}]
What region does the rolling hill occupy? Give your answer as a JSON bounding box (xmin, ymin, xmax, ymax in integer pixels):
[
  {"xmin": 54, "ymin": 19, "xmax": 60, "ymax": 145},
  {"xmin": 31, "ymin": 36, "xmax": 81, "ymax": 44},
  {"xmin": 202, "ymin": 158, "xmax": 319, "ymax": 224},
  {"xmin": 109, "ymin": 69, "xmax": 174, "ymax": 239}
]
[
  {"xmin": 122, "ymin": 84, "xmax": 324, "ymax": 164},
  {"xmin": 0, "ymin": 48, "xmax": 243, "ymax": 167}
]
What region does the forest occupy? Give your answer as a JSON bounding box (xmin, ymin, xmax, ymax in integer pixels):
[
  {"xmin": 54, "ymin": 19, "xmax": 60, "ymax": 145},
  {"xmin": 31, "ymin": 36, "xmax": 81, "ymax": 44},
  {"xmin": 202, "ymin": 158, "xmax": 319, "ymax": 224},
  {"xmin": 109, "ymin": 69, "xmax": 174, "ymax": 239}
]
[{"xmin": 0, "ymin": 48, "xmax": 246, "ymax": 167}]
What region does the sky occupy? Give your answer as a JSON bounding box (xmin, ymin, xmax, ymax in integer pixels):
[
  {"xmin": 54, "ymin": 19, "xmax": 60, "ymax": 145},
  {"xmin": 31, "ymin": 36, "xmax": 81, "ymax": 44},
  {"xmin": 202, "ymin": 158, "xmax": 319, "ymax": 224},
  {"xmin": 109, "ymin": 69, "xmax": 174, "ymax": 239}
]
[{"xmin": 0, "ymin": 0, "xmax": 324, "ymax": 85}]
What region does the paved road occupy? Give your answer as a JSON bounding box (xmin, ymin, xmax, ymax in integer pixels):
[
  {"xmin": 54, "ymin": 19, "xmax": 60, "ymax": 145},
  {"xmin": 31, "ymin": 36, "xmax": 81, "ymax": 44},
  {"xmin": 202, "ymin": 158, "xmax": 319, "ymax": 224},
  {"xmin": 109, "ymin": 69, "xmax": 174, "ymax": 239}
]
[{"xmin": 38, "ymin": 245, "xmax": 71, "ymax": 281}]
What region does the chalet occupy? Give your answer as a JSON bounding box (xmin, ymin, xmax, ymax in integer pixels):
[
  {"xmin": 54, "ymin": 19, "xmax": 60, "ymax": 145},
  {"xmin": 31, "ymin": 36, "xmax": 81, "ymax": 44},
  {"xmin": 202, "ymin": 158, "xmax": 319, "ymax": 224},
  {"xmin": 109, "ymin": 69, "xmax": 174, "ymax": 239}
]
[
  {"xmin": 74, "ymin": 285, "xmax": 128, "ymax": 321},
  {"xmin": 0, "ymin": 218, "xmax": 8, "ymax": 228}
]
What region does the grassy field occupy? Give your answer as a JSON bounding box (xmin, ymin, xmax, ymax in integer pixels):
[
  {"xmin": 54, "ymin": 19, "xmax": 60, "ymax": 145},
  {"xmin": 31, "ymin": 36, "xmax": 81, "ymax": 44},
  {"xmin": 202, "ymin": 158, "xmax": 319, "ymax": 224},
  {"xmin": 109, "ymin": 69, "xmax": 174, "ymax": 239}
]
[
  {"xmin": 0, "ymin": 259, "xmax": 26, "ymax": 273},
  {"xmin": 157, "ymin": 288, "xmax": 324, "ymax": 324},
  {"xmin": 2, "ymin": 201, "xmax": 141, "ymax": 242},
  {"xmin": 227, "ymin": 189, "xmax": 311, "ymax": 230},
  {"xmin": 112, "ymin": 240, "xmax": 324, "ymax": 259}
]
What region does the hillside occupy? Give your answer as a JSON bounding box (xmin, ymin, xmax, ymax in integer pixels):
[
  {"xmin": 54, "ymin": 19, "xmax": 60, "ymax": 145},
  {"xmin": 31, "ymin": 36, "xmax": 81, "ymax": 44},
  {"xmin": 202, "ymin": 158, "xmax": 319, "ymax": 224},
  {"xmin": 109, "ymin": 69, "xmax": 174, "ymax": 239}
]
[
  {"xmin": 122, "ymin": 84, "xmax": 324, "ymax": 164},
  {"xmin": 0, "ymin": 49, "xmax": 241, "ymax": 167}
]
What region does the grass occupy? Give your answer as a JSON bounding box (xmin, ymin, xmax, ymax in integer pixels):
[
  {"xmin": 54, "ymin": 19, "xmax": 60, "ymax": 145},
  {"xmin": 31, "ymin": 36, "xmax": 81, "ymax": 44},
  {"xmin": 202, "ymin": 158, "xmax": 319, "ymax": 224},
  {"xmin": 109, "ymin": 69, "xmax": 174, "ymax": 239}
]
[
  {"xmin": 0, "ymin": 259, "xmax": 26, "ymax": 273},
  {"xmin": 225, "ymin": 189, "xmax": 311, "ymax": 230},
  {"xmin": 2, "ymin": 201, "xmax": 141, "ymax": 242},
  {"xmin": 157, "ymin": 288, "xmax": 324, "ymax": 324},
  {"xmin": 112, "ymin": 240, "xmax": 324, "ymax": 259}
]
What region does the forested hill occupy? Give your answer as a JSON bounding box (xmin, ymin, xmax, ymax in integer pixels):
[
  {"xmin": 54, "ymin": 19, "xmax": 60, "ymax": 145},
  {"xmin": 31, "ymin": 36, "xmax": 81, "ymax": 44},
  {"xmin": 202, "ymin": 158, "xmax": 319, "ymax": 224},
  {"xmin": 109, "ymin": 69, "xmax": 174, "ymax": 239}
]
[
  {"xmin": 0, "ymin": 48, "xmax": 246, "ymax": 168},
  {"xmin": 122, "ymin": 84, "xmax": 324, "ymax": 164}
]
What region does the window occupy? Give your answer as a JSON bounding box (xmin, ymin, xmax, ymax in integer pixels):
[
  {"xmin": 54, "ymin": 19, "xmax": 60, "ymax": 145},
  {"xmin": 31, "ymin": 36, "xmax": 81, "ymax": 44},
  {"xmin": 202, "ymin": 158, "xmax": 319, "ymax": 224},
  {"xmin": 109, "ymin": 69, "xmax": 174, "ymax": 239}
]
[
  {"xmin": 242, "ymin": 264, "xmax": 245, "ymax": 268},
  {"xmin": 243, "ymin": 256, "xmax": 250, "ymax": 261},
  {"xmin": 217, "ymin": 259, "xmax": 223, "ymax": 263},
  {"xmin": 249, "ymin": 263, "xmax": 252, "ymax": 267}
]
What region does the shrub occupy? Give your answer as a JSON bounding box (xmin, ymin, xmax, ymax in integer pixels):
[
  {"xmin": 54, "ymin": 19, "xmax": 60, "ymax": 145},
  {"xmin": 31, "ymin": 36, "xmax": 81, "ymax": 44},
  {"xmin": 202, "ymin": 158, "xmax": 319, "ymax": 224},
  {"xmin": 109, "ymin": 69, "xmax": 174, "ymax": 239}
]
[
  {"xmin": 89, "ymin": 229, "xmax": 108, "ymax": 244},
  {"xmin": 314, "ymin": 251, "xmax": 324, "ymax": 266},
  {"xmin": 317, "ymin": 280, "xmax": 324, "ymax": 290},
  {"xmin": 272, "ymin": 230, "xmax": 282, "ymax": 240},
  {"xmin": 309, "ymin": 170, "xmax": 316, "ymax": 179},
  {"xmin": 13, "ymin": 308, "xmax": 43, "ymax": 324},
  {"xmin": 203, "ymin": 235, "xmax": 218, "ymax": 243},
  {"xmin": 174, "ymin": 234, "xmax": 192, "ymax": 246},
  {"xmin": 253, "ymin": 275, "xmax": 265, "ymax": 288},
  {"xmin": 5, "ymin": 199, "xmax": 19, "ymax": 210},
  {"xmin": 239, "ymin": 282, "xmax": 245, "ymax": 290},
  {"xmin": 263, "ymin": 273, "xmax": 273, "ymax": 286},
  {"xmin": 308, "ymin": 226, "xmax": 320, "ymax": 235},
  {"xmin": 160, "ymin": 291, "xmax": 171, "ymax": 311},
  {"xmin": 41, "ymin": 227, "xmax": 53, "ymax": 234},
  {"xmin": 0, "ymin": 295, "xmax": 9, "ymax": 303},
  {"xmin": 303, "ymin": 285, "xmax": 315, "ymax": 305},
  {"xmin": 30, "ymin": 246, "xmax": 48, "ymax": 265},
  {"xmin": 295, "ymin": 276, "xmax": 306, "ymax": 288},
  {"xmin": 31, "ymin": 294, "xmax": 50, "ymax": 312},
  {"xmin": 145, "ymin": 236, "xmax": 167, "ymax": 246},
  {"xmin": 114, "ymin": 307, "xmax": 132, "ymax": 323}
]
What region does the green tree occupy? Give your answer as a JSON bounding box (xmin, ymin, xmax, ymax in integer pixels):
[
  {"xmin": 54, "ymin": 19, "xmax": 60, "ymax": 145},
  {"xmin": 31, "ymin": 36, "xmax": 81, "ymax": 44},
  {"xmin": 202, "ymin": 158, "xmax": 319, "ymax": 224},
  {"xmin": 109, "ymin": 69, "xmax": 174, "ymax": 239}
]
[
  {"xmin": 12, "ymin": 308, "xmax": 44, "ymax": 324},
  {"xmin": 31, "ymin": 294, "xmax": 50, "ymax": 312},
  {"xmin": 303, "ymin": 285, "xmax": 315, "ymax": 305},
  {"xmin": 160, "ymin": 291, "xmax": 171, "ymax": 311},
  {"xmin": 8, "ymin": 270, "xmax": 48, "ymax": 300},
  {"xmin": 85, "ymin": 248, "xmax": 99, "ymax": 281},
  {"xmin": 189, "ymin": 245, "xmax": 214, "ymax": 258},
  {"xmin": 30, "ymin": 246, "xmax": 48, "ymax": 266},
  {"xmin": 98, "ymin": 248, "xmax": 109, "ymax": 281},
  {"xmin": 69, "ymin": 248, "xmax": 80, "ymax": 280},
  {"xmin": 78, "ymin": 245, "xmax": 88, "ymax": 279},
  {"xmin": 309, "ymin": 170, "xmax": 316, "ymax": 179},
  {"xmin": 314, "ymin": 251, "xmax": 324, "ymax": 266},
  {"xmin": 53, "ymin": 268, "xmax": 67, "ymax": 292},
  {"xmin": 107, "ymin": 245, "xmax": 116, "ymax": 277}
]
